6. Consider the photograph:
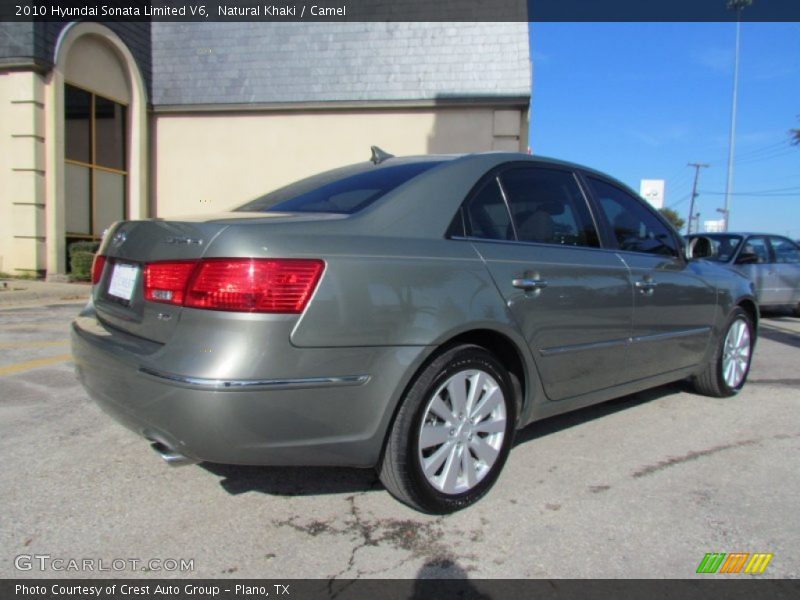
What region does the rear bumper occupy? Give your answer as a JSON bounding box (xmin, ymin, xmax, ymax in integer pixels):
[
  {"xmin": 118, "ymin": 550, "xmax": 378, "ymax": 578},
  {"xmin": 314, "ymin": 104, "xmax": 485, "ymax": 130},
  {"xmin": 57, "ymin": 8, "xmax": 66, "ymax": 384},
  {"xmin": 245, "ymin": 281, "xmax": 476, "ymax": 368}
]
[{"xmin": 71, "ymin": 309, "xmax": 427, "ymax": 467}]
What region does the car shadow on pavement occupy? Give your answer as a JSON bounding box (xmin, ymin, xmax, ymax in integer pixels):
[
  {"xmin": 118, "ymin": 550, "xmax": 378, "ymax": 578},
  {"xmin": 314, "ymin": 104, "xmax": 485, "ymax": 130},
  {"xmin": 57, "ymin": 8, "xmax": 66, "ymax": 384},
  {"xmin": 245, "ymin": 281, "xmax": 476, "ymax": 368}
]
[
  {"xmin": 758, "ymin": 325, "xmax": 800, "ymax": 349},
  {"xmin": 201, "ymin": 463, "xmax": 382, "ymax": 497},
  {"xmin": 203, "ymin": 382, "xmax": 689, "ymax": 498},
  {"xmin": 513, "ymin": 381, "xmax": 687, "ymax": 447}
]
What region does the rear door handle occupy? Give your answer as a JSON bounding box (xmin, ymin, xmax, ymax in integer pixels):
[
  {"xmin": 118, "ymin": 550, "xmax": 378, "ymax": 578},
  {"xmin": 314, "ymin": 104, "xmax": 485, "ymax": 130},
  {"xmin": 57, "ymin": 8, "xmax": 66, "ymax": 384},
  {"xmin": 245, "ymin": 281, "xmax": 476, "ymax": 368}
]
[
  {"xmin": 512, "ymin": 278, "xmax": 548, "ymax": 291},
  {"xmin": 635, "ymin": 280, "xmax": 658, "ymax": 294}
]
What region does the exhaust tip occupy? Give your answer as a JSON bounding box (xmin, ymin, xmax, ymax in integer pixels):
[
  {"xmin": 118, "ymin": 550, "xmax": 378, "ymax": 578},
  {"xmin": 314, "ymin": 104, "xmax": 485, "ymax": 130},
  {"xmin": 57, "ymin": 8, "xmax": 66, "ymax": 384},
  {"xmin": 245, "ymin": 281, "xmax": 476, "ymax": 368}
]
[{"xmin": 150, "ymin": 441, "xmax": 199, "ymax": 467}]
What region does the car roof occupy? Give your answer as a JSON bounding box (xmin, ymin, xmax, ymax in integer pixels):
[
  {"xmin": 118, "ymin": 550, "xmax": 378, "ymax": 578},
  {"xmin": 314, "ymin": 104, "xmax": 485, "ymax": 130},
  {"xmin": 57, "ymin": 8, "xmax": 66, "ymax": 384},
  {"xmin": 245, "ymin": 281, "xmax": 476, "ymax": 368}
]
[
  {"xmin": 689, "ymin": 232, "xmax": 793, "ymax": 238},
  {"xmin": 384, "ymin": 151, "xmax": 635, "ymax": 190}
]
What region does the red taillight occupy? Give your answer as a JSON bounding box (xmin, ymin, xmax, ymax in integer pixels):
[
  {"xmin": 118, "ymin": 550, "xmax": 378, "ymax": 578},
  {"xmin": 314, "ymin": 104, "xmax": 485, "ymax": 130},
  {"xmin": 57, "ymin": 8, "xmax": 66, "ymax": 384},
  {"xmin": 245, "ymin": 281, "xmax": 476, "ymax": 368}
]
[
  {"xmin": 141, "ymin": 258, "xmax": 324, "ymax": 313},
  {"xmin": 143, "ymin": 261, "xmax": 198, "ymax": 306},
  {"xmin": 184, "ymin": 259, "xmax": 325, "ymax": 313},
  {"xmin": 91, "ymin": 255, "xmax": 106, "ymax": 285}
]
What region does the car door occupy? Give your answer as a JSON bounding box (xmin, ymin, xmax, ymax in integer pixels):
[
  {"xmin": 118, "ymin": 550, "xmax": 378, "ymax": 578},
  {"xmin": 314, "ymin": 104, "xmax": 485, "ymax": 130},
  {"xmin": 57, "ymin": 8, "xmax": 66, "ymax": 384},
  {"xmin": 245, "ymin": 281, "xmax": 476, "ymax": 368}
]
[
  {"xmin": 768, "ymin": 236, "xmax": 800, "ymax": 305},
  {"xmin": 733, "ymin": 235, "xmax": 780, "ymax": 306},
  {"xmin": 583, "ymin": 175, "xmax": 717, "ymax": 381},
  {"xmin": 458, "ymin": 164, "xmax": 633, "ymax": 401}
]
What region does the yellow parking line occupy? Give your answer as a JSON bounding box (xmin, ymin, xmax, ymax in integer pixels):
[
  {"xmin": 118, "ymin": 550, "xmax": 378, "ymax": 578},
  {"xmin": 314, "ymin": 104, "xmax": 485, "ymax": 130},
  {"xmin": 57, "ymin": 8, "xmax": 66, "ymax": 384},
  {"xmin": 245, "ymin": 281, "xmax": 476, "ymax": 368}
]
[
  {"xmin": 0, "ymin": 340, "xmax": 68, "ymax": 350},
  {"xmin": 0, "ymin": 354, "xmax": 73, "ymax": 376}
]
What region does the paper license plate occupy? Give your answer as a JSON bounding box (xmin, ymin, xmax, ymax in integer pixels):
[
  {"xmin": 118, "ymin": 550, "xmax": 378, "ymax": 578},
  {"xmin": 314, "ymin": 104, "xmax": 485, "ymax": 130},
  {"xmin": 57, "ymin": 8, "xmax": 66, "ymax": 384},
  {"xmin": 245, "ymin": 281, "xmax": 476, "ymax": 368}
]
[{"xmin": 108, "ymin": 263, "xmax": 139, "ymax": 301}]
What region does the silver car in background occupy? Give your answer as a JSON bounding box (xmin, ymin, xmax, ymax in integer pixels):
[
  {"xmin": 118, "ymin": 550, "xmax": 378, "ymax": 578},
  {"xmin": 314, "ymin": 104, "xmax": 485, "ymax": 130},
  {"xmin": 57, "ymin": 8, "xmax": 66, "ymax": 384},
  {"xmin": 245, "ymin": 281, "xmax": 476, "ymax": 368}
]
[
  {"xmin": 687, "ymin": 233, "xmax": 800, "ymax": 316},
  {"xmin": 72, "ymin": 152, "xmax": 758, "ymax": 513}
]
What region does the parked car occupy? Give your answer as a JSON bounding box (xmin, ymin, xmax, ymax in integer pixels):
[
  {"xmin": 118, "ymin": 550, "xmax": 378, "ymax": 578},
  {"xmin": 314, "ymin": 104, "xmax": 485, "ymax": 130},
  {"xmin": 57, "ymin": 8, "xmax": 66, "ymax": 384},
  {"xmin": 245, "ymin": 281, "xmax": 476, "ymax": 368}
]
[
  {"xmin": 72, "ymin": 151, "xmax": 758, "ymax": 513},
  {"xmin": 686, "ymin": 232, "xmax": 800, "ymax": 315}
]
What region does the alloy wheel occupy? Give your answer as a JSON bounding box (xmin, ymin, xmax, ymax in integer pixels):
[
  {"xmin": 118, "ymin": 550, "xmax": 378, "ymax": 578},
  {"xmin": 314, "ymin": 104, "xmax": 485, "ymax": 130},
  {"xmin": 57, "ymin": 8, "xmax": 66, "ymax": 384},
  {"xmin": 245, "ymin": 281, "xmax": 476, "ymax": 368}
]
[{"xmin": 417, "ymin": 369, "xmax": 507, "ymax": 495}]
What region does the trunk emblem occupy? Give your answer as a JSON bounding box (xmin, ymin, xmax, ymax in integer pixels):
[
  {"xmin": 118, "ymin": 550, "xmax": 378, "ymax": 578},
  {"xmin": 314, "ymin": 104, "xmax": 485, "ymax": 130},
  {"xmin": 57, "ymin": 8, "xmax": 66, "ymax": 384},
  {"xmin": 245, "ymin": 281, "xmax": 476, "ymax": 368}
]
[
  {"xmin": 111, "ymin": 231, "xmax": 127, "ymax": 247},
  {"xmin": 164, "ymin": 237, "xmax": 203, "ymax": 245}
]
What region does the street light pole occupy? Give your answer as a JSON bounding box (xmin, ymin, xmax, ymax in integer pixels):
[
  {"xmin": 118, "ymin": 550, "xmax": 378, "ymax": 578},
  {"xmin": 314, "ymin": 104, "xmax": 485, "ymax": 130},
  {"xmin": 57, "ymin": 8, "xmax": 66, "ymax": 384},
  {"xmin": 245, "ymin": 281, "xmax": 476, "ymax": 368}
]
[
  {"xmin": 723, "ymin": 0, "xmax": 752, "ymax": 232},
  {"xmin": 687, "ymin": 162, "xmax": 709, "ymax": 234}
]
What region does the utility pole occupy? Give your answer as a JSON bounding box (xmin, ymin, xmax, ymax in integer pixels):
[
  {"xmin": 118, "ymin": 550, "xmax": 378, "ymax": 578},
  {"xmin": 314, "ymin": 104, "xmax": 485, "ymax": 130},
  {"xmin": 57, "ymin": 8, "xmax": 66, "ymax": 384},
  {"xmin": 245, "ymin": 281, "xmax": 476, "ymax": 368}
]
[
  {"xmin": 723, "ymin": 0, "xmax": 753, "ymax": 231},
  {"xmin": 686, "ymin": 162, "xmax": 709, "ymax": 234}
]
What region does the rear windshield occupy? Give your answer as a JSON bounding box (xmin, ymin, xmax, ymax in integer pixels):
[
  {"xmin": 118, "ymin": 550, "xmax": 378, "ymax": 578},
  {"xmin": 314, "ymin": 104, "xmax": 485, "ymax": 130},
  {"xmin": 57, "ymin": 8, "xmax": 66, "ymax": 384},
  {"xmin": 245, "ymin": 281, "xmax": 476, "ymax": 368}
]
[{"xmin": 236, "ymin": 161, "xmax": 443, "ymax": 214}]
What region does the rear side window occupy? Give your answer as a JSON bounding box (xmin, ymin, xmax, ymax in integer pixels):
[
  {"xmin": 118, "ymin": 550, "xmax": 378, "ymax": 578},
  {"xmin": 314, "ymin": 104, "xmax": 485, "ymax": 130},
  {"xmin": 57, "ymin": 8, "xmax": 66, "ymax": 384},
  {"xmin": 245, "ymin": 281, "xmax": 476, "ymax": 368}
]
[
  {"xmin": 499, "ymin": 167, "xmax": 600, "ymax": 247},
  {"xmin": 463, "ymin": 179, "xmax": 513, "ymax": 241},
  {"xmin": 587, "ymin": 177, "xmax": 679, "ymax": 257},
  {"xmin": 770, "ymin": 237, "xmax": 800, "ymax": 264},
  {"xmin": 237, "ymin": 161, "xmax": 442, "ymax": 214}
]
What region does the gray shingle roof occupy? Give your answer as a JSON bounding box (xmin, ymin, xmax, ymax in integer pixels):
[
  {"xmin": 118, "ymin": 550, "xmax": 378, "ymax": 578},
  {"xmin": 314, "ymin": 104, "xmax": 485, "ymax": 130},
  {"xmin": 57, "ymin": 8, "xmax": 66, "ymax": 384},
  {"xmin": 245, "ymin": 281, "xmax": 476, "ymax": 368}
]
[{"xmin": 151, "ymin": 22, "xmax": 530, "ymax": 106}]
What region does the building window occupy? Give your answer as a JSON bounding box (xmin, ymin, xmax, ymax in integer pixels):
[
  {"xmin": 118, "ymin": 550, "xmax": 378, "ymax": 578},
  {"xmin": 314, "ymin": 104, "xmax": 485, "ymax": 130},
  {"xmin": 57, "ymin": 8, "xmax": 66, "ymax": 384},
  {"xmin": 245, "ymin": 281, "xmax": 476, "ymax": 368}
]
[{"xmin": 64, "ymin": 83, "xmax": 127, "ymax": 243}]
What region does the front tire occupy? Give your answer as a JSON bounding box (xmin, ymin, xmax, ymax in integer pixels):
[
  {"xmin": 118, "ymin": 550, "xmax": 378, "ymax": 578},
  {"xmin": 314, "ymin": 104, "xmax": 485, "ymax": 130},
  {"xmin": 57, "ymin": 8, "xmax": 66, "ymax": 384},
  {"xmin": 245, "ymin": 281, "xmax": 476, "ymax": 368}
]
[
  {"xmin": 379, "ymin": 344, "xmax": 516, "ymax": 513},
  {"xmin": 692, "ymin": 307, "xmax": 754, "ymax": 397}
]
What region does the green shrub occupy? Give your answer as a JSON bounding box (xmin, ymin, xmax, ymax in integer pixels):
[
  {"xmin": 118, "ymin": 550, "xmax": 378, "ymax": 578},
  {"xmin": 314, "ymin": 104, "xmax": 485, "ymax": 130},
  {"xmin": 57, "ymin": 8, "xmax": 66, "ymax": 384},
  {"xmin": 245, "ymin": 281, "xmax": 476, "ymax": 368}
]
[
  {"xmin": 68, "ymin": 240, "xmax": 99, "ymax": 258},
  {"xmin": 70, "ymin": 251, "xmax": 94, "ymax": 281}
]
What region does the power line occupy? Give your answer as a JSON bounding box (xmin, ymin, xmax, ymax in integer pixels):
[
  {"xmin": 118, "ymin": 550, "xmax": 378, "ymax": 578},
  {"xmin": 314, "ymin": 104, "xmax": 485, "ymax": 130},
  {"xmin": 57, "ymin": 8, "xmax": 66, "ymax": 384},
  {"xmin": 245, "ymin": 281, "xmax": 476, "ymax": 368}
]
[
  {"xmin": 699, "ymin": 191, "xmax": 800, "ymax": 197},
  {"xmin": 667, "ymin": 193, "xmax": 692, "ymax": 209},
  {"xmin": 699, "ymin": 185, "xmax": 800, "ymax": 196},
  {"xmin": 736, "ymin": 148, "xmax": 796, "ymax": 166}
]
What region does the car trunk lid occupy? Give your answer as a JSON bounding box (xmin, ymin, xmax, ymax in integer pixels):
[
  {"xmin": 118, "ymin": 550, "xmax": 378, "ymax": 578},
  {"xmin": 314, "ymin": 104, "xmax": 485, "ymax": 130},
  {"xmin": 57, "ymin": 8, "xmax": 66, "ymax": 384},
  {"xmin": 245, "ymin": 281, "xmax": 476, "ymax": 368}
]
[{"xmin": 93, "ymin": 219, "xmax": 228, "ymax": 343}]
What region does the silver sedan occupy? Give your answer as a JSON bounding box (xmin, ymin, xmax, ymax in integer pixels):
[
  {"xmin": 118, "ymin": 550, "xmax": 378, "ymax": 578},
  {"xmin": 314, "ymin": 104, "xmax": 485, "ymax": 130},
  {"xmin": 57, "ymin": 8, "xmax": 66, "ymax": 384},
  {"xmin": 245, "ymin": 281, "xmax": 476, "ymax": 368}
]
[
  {"xmin": 72, "ymin": 151, "xmax": 758, "ymax": 513},
  {"xmin": 687, "ymin": 232, "xmax": 800, "ymax": 315}
]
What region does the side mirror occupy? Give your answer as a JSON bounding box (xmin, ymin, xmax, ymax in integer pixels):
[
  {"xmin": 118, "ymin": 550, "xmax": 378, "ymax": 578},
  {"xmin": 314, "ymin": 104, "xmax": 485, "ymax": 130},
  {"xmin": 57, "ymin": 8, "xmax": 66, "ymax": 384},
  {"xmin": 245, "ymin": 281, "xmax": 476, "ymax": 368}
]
[
  {"xmin": 686, "ymin": 236, "xmax": 715, "ymax": 260},
  {"xmin": 736, "ymin": 252, "xmax": 759, "ymax": 265}
]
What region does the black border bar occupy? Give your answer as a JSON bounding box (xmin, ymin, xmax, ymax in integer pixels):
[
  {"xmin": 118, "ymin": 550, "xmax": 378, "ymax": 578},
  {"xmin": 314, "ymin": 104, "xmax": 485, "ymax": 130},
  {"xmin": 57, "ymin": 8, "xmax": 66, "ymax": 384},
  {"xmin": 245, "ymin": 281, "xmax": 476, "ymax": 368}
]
[
  {"xmin": 2, "ymin": 0, "xmax": 800, "ymax": 22},
  {"xmin": 4, "ymin": 579, "xmax": 800, "ymax": 600}
]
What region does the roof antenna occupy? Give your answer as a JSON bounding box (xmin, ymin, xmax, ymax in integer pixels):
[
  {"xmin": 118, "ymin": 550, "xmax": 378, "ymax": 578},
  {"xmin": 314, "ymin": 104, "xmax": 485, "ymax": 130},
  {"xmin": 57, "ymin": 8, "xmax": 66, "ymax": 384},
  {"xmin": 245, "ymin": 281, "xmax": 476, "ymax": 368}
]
[{"xmin": 370, "ymin": 146, "xmax": 394, "ymax": 165}]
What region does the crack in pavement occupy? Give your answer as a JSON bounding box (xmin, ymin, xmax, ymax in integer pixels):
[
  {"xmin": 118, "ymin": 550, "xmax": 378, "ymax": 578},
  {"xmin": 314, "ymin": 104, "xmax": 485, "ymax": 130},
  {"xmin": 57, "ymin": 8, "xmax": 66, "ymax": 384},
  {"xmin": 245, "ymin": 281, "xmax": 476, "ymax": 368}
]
[
  {"xmin": 273, "ymin": 491, "xmax": 479, "ymax": 595},
  {"xmin": 632, "ymin": 432, "xmax": 800, "ymax": 479}
]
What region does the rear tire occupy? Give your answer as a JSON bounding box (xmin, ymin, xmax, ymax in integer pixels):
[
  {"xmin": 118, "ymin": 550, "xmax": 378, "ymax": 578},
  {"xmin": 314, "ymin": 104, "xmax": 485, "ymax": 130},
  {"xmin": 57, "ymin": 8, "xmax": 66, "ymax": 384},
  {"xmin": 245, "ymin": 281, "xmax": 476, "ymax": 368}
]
[
  {"xmin": 692, "ymin": 307, "xmax": 754, "ymax": 397},
  {"xmin": 379, "ymin": 344, "xmax": 516, "ymax": 514}
]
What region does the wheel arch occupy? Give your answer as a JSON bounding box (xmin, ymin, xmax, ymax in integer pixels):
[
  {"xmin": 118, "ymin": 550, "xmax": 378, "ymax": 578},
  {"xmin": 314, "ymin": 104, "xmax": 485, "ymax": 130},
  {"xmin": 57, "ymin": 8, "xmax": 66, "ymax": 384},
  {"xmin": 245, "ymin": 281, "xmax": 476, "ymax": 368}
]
[
  {"xmin": 441, "ymin": 329, "xmax": 529, "ymax": 423},
  {"xmin": 379, "ymin": 326, "xmax": 534, "ymax": 467},
  {"xmin": 737, "ymin": 297, "xmax": 759, "ymax": 334}
]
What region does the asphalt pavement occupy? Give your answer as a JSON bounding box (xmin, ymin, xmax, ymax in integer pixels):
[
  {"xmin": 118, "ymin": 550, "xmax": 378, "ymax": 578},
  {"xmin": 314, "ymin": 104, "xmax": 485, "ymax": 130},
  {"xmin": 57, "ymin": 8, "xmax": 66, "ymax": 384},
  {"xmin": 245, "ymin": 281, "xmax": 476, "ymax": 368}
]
[{"xmin": 0, "ymin": 297, "xmax": 798, "ymax": 579}]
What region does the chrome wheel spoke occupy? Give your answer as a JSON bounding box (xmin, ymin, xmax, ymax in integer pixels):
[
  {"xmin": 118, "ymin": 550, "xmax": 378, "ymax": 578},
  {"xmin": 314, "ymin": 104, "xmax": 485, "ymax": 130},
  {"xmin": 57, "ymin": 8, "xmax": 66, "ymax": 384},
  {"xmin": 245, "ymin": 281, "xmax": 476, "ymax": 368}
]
[
  {"xmin": 470, "ymin": 385, "xmax": 502, "ymax": 422},
  {"xmin": 470, "ymin": 436, "xmax": 499, "ymax": 466},
  {"xmin": 473, "ymin": 418, "xmax": 505, "ymax": 434},
  {"xmin": 465, "ymin": 371, "xmax": 487, "ymax": 415},
  {"xmin": 447, "ymin": 376, "xmax": 468, "ymax": 417},
  {"xmin": 420, "ymin": 424, "xmax": 451, "ymax": 449},
  {"xmin": 461, "ymin": 446, "xmax": 477, "ymax": 489},
  {"xmin": 423, "ymin": 442, "xmax": 451, "ymax": 478},
  {"xmin": 440, "ymin": 444, "xmax": 461, "ymax": 494},
  {"xmin": 429, "ymin": 396, "xmax": 453, "ymax": 423}
]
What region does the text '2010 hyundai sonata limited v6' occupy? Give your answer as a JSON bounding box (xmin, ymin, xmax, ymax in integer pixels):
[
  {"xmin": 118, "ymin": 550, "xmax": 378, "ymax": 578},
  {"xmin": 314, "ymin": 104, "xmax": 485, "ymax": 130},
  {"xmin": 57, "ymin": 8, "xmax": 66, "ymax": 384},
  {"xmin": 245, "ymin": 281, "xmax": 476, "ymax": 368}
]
[{"xmin": 72, "ymin": 150, "xmax": 758, "ymax": 513}]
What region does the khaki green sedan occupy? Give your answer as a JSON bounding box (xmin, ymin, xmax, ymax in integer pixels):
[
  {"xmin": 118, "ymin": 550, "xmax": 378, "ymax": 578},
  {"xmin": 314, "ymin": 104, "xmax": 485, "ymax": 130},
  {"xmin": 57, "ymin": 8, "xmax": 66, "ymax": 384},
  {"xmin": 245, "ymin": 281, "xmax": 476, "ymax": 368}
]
[{"xmin": 72, "ymin": 151, "xmax": 758, "ymax": 513}]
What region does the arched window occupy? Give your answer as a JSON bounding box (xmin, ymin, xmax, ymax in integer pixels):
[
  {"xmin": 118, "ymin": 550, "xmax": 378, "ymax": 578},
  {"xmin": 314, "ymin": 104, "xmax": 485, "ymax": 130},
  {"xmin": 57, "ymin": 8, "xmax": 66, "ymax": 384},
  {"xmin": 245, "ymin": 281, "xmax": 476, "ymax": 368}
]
[{"xmin": 64, "ymin": 83, "xmax": 128, "ymax": 249}]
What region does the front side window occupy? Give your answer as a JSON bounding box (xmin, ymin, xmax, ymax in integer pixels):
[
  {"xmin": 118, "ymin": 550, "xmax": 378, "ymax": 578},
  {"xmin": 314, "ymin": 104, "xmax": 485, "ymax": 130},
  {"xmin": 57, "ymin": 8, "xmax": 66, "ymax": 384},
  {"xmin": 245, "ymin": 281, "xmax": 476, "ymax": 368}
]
[
  {"xmin": 737, "ymin": 236, "xmax": 772, "ymax": 264},
  {"xmin": 770, "ymin": 237, "xmax": 800, "ymax": 264},
  {"xmin": 694, "ymin": 235, "xmax": 743, "ymax": 262},
  {"xmin": 237, "ymin": 161, "xmax": 442, "ymax": 214},
  {"xmin": 587, "ymin": 178, "xmax": 679, "ymax": 257},
  {"xmin": 498, "ymin": 167, "xmax": 599, "ymax": 247}
]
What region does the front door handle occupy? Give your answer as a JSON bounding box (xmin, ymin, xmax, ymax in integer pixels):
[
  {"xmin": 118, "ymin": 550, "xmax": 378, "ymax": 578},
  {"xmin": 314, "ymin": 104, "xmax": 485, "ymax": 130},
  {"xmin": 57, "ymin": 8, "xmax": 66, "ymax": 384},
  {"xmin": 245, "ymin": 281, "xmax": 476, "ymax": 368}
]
[{"xmin": 512, "ymin": 278, "xmax": 548, "ymax": 291}]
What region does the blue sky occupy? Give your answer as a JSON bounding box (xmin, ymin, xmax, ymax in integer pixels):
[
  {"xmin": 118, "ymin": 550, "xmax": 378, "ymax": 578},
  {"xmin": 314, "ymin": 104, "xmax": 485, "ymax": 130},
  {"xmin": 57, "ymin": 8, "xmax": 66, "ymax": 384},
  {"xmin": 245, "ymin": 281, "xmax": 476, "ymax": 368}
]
[{"xmin": 528, "ymin": 22, "xmax": 800, "ymax": 237}]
